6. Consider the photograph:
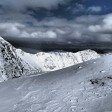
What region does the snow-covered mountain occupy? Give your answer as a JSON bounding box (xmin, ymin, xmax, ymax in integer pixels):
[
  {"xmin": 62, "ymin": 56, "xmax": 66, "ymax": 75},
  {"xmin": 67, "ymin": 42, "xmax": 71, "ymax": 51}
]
[
  {"xmin": 0, "ymin": 54, "xmax": 112, "ymax": 112},
  {"xmin": 0, "ymin": 37, "xmax": 41, "ymax": 82},
  {"xmin": 17, "ymin": 49, "xmax": 100, "ymax": 72},
  {"xmin": 0, "ymin": 36, "xmax": 100, "ymax": 82}
]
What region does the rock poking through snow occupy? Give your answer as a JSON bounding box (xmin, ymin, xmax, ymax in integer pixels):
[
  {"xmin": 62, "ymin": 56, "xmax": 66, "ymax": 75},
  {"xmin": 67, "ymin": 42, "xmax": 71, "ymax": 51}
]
[{"xmin": 0, "ymin": 37, "xmax": 42, "ymax": 82}]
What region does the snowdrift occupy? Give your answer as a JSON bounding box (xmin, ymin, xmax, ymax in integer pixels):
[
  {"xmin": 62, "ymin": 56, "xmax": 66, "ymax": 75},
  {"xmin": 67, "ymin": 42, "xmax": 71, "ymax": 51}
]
[{"xmin": 0, "ymin": 55, "xmax": 112, "ymax": 112}]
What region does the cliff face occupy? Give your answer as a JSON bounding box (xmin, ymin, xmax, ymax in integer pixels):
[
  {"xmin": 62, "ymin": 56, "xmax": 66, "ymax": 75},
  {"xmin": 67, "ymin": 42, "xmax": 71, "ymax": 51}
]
[{"xmin": 0, "ymin": 37, "xmax": 41, "ymax": 82}]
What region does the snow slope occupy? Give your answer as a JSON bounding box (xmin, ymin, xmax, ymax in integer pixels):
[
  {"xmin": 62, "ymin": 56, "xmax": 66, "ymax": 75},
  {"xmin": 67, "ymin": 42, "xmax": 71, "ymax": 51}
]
[
  {"xmin": 17, "ymin": 49, "xmax": 100, "ymax": 71},
  {"xmin": 0, "ymin": 55, "xmax": 112, "ymax": 112}
]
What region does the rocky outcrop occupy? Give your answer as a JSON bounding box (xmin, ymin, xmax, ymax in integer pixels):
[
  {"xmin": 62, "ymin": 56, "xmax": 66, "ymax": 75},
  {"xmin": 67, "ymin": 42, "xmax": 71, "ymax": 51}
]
[{"xmin": 0, "ymin": 37, "xmax": 41, "ymax": 82}]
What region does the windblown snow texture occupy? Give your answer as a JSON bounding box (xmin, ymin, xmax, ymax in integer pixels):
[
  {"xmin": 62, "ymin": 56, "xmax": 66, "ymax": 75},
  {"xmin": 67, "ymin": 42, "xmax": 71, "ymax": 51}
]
[{"xmin": 0, "ymin": 55, "xmax": 112, "ymax": 112}]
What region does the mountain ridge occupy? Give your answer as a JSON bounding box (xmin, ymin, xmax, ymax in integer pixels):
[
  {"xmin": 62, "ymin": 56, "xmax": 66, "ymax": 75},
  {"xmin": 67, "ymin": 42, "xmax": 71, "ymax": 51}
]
[{"xmin": 0, "ymin": 36, "xmax": 100, "ymax": 82}]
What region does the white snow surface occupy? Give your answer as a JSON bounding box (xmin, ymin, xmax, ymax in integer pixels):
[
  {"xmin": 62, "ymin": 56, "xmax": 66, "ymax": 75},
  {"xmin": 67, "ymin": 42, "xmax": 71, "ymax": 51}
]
[
  {"xmin": 0, "ymin": 55, "xmax": 112, "ymax": 112},
  {"xmin": 16, "ymin": 49, "xmax": 100, "ymax": 72}
]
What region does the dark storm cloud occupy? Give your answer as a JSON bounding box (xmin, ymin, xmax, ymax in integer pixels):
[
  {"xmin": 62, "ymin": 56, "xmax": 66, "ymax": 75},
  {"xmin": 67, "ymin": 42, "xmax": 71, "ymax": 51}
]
[
  {"xmin": 1, "ymin": 14, "xmax": 112, "ymax": 43},
  {"xmin": 1, "ymin": 0, "xmax": 112, "ymax": 52},
  {"xmin": 0, "ymin": 0, "xmax": 70, "ymax": 10}
]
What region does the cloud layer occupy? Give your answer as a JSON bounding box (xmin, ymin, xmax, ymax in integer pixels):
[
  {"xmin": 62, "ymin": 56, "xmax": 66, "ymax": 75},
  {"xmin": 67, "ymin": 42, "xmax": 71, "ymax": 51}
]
[
  {"xmin": 1, "ymin": 14, "xmax": 112, "ymax": 43},
  {"xmin": 0, "ymin": 0, "xmax": 69, "ymax": 10},
  {"xmin": 1, "ymin": 0, "xmax": 112, "ymax": 50}
]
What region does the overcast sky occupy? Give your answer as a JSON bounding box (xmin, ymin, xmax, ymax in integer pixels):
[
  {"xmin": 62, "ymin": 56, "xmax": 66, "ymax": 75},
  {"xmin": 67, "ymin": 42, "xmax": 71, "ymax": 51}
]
[{"xmin": 1, "ymin": 0, "xmax": 112, "ymax": 52}]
